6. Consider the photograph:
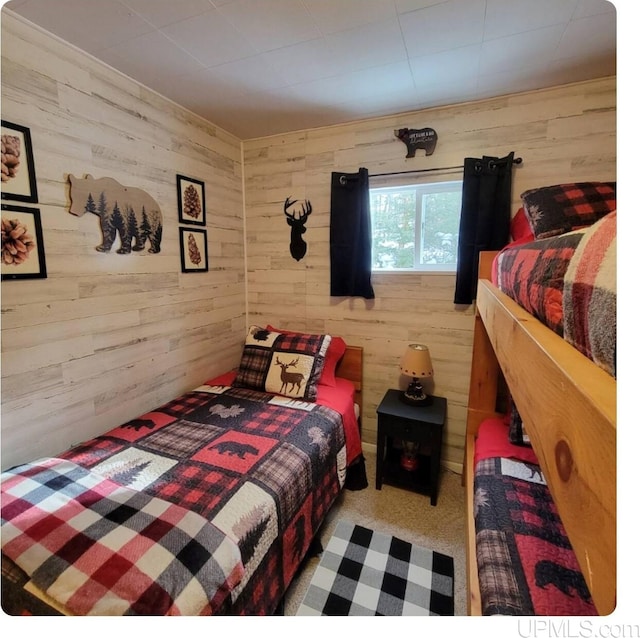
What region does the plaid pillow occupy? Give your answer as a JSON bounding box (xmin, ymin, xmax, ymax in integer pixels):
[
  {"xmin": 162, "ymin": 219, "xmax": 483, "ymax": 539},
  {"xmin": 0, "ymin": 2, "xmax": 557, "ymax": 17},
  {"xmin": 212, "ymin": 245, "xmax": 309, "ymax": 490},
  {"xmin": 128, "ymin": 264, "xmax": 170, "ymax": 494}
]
[
  {"xmin": 521, "ymin": 182, "xmax": 616, "ymax": 239},
  {"xmin": 233, "ymin": 325, "xmax": 331, "ymax": 401}
]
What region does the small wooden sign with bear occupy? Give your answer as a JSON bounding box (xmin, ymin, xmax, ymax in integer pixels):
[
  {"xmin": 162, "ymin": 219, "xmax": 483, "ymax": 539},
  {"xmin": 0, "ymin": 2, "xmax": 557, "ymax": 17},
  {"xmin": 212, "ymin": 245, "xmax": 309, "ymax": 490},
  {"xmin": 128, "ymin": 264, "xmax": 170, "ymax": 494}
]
[{"xmin": 394, "ymin": 127, "xmax": 438, "ymax": 158}]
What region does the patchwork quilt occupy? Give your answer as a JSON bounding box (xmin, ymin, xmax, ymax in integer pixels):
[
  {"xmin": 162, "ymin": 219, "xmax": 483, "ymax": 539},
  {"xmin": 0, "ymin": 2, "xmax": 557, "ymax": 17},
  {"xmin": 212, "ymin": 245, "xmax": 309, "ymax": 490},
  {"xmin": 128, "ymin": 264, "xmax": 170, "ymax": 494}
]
[
  {"xmin": 1, "ymin": 381, "xmax": 348, "ymax": 615},
  {"xmin": 474, "ymin": 456, "xmax": 597, "ymax": 616}
]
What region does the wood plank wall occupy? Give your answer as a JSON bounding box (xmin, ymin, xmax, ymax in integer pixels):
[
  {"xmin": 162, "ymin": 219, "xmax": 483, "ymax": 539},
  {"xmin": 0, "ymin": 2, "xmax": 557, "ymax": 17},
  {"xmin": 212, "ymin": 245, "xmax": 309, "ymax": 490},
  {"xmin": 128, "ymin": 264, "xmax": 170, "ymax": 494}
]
[
  {"xmin": 243, "ymin": 77, "xmax": 616, "ymax": 470},
  {"xmin": 1, "ymin": 12, "xmax": 616, "ymax": 473},
  {"xmin": 1, "ymin": 14, "xmax": 246, "ymax": 470}
]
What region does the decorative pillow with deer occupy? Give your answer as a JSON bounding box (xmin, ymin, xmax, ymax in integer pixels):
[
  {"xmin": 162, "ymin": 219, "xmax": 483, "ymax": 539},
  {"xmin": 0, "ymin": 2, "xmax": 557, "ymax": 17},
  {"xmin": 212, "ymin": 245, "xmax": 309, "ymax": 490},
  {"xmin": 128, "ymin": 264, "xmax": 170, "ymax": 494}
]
[{"xmin": 233, "ymin": 325, "xmax": 331, "ymax": 401}]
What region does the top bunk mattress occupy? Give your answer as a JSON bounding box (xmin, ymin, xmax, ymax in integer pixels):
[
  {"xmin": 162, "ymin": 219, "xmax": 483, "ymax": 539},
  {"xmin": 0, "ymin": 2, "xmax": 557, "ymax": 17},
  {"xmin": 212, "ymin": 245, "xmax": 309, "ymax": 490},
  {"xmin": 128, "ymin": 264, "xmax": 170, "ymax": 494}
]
[{"xmin": 492, "ymin": 210, "xmax": 616, "ymax": 377}]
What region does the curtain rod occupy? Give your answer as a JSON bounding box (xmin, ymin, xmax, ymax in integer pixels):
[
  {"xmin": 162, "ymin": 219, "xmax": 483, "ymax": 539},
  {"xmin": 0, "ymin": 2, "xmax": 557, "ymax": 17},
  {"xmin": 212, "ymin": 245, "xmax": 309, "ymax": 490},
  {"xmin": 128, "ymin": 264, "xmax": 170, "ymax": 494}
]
[
  {"xmin": 338, "ymin": 157, "xmax": 522, "ymax": 185},
  {"xmin": 370, "ymin": 156, "xmax": 523, "ymax": 178}
]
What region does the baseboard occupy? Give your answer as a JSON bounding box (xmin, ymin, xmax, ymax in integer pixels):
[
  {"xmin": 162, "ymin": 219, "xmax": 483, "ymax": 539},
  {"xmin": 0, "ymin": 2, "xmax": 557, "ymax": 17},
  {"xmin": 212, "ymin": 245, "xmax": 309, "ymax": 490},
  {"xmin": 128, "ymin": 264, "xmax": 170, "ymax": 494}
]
[
  {"xmin": 361, "ymin": 441, "xmax": 377, "ymax": 457},
  {"xmin": 360, "ymin": 441, "xmax": 462, "ymax": 476},
  {"xmin": 443, "ymin": 460, "xmax": 463, "ymax": 475}
]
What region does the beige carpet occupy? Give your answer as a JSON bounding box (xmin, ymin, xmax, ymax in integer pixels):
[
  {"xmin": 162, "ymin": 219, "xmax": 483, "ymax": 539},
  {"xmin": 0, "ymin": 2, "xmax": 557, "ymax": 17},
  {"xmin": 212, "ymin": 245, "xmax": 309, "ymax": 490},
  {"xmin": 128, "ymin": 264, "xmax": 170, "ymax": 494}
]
[{"xmin": 284, "ymin": 465, "xmax": 467, "ymax": 616}]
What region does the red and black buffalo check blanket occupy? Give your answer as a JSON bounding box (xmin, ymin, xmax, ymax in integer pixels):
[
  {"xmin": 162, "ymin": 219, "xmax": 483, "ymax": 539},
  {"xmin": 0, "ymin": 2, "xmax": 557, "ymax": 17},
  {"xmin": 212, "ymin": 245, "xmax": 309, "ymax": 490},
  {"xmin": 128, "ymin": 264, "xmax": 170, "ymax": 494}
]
[
  {"xmin": 494, "ymin": 230, "xmax": 585, "ymax": 336},
  {"xmin": 2, "ymin": 381, "xmax": 348, "ymax": 615},
  {"xmin": 1, "ymin": 458, "xmax": 244, "ymax": 615},
  {"xmin": 493, "ymin": 211, "xmax": 616, "ymax": 378}
]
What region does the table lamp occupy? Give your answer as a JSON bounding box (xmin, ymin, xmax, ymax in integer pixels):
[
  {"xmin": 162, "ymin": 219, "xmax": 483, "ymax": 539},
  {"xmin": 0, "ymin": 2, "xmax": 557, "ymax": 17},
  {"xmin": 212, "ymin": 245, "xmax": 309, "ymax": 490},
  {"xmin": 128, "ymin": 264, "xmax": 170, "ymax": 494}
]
[{"xmin": 400, "ymin": 344, "xmax": 433, "ymax": 406}]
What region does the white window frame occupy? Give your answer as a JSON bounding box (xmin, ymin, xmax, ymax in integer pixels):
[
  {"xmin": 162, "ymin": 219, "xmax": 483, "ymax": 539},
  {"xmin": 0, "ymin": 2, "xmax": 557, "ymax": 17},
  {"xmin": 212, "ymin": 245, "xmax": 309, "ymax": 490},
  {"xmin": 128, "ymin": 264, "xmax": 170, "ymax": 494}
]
[{"xmin": 370, "ymin": 179, "xmax": 462, "ymax": 273}]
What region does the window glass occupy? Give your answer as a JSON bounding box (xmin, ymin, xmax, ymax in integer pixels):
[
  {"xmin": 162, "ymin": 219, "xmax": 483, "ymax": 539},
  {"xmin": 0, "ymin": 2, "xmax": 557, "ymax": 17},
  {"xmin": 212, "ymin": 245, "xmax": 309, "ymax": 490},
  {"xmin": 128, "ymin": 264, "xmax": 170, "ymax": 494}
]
[{"xmin": 370, "ymin": 180, "xmax": 462, "ymax": 271}]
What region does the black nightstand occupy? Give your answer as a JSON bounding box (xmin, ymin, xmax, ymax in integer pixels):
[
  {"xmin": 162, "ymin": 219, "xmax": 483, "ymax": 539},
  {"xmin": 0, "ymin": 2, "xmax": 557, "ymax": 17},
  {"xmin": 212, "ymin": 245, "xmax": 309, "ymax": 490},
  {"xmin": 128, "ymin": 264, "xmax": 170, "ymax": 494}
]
[{"xmin": 376, "ymin": 389, "xmax": 447, "ymax": 506}]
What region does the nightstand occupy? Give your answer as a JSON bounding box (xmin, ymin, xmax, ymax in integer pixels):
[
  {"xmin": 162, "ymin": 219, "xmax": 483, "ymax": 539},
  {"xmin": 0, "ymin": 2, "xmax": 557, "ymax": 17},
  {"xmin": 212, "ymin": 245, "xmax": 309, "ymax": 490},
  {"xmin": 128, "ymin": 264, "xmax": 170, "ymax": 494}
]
[{"xmin": 375, "ymin": 389, "xmax": 447, "ymax": 506}]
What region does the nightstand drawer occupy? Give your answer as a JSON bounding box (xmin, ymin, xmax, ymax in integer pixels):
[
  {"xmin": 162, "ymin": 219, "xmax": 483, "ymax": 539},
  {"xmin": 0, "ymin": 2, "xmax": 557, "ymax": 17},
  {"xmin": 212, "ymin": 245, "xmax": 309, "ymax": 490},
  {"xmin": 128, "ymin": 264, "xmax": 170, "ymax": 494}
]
[{"xmin": 378, "ymin": 415, "xmax": 433, "ymax": 443}]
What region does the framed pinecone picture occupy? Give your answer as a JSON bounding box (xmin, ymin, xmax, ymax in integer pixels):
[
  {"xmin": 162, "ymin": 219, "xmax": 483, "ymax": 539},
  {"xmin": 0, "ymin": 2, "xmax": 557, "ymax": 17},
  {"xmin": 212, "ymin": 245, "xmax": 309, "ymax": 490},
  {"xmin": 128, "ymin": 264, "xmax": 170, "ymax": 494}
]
[
  {"xmin": 1, "ymin": 203, "xmax": 47, "ymax": 280},
  {"xmin": 177, "ymin": 174, "xmax": 206, "ymax": 226},
  {"xmin": 1, "ymin": 120, "xmax": 38, "ymax": 204},
  {"xmin": 179, "ymin": 227, "xmax": 208, "ymax": 273}
]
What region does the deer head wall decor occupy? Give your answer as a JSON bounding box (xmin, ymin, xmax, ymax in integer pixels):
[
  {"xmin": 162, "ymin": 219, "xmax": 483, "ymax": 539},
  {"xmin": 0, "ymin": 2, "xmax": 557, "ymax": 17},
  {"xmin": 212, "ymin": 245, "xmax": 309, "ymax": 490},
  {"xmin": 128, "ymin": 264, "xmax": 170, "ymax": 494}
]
[{"xmin": 283, "ymin": 196, "xmax": 312, "ymax": 261}]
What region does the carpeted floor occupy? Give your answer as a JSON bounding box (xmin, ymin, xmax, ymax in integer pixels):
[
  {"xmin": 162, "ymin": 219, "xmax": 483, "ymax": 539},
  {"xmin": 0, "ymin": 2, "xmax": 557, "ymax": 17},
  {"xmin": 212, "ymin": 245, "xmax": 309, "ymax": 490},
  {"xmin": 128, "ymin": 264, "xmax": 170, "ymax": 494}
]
[{"xmin": 285, "ymin": 465, "xmax": 467, "ymax": 616}]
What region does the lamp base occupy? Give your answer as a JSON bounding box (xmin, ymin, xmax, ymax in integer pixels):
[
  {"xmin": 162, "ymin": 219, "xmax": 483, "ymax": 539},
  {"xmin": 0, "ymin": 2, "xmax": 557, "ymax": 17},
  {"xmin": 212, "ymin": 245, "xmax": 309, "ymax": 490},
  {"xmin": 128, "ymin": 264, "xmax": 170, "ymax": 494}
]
[{"xmin": 401, "ymin": 378, "xmax": 433, "ymax": 406}]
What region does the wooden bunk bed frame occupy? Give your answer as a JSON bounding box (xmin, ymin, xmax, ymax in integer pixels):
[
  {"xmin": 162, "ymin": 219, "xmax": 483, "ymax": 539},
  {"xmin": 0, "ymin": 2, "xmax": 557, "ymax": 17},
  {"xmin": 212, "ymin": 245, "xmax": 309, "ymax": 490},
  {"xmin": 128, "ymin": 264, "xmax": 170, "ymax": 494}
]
[{"xmin": 464, "ymin": 251, "xmax": 616, "ymax": 616}]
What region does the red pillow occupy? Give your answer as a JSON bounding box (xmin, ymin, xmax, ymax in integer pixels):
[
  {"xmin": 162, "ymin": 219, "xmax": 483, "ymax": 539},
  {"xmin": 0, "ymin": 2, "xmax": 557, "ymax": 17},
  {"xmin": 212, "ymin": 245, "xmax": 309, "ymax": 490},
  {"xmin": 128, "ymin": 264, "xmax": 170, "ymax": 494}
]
[
  {"xmin": 266, "ymin": 325, "xmax": 346, "ymax": 387},
  {"xmin": 511, "ymin": 207, "xmax": 534, "ymax": 242},
  {"xmin": 320, "ymin": 336, "xmax": 347, "ymax": 386}
]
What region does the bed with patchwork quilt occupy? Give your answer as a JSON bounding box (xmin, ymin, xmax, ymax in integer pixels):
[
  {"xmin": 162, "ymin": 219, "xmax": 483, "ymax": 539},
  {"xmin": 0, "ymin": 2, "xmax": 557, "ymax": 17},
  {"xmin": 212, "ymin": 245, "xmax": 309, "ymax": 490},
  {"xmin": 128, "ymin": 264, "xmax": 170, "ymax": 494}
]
[
  {"xmin": 1, "ymin": 326, "xmax": 366, "ymax": 616},
  {"xmin": 464, "ymin": 182, "xmax": 617, "ymax": 616},
  {"xmin": 472, "ymin": 417, "xmax": 597, "ymax": 616}
]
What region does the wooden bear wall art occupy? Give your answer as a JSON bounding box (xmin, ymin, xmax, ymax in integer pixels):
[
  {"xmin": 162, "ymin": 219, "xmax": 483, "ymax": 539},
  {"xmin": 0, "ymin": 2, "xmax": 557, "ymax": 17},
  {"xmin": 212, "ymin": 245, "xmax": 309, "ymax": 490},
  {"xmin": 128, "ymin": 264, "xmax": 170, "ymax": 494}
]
[
  {"xmin": 283, "ymin": 196, "xmax": 312, "ymax": 261},
  {"xmin": 394, "ymin": 127, "xmax": 438, "ymax": 158},
  {"xmin": 68, "ymin": 175, "xmax": 163, "ymax": 254}
]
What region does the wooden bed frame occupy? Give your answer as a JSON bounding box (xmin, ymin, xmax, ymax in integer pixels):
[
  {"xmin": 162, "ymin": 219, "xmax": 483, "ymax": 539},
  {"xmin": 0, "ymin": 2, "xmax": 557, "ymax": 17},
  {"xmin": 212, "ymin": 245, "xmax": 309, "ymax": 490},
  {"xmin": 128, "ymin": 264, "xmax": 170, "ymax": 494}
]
[
  {"xmin": 464, "ymin": 251, "xmax": 616, "ymax": 616},
  {"xmin": 336, "ymin": 345, "xmax": 363, "ymax": 420}
]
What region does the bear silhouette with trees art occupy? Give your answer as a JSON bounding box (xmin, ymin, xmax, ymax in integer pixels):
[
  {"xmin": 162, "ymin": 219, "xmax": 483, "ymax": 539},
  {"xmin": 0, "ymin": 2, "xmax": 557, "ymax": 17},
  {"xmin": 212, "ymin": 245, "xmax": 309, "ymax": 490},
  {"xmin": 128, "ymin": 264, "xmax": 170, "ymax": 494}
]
[{"xmin": 68, "ymin": 175, "xmax": 163, "ymax": 254}]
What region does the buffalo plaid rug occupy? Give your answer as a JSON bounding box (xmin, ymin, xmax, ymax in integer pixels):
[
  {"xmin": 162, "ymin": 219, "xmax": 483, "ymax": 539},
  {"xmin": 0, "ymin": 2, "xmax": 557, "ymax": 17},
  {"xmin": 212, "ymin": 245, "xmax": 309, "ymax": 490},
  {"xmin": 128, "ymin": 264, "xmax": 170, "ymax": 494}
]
[{"xmin": 296, "ymin": 519, "xmax": 454, "ymax": 616}]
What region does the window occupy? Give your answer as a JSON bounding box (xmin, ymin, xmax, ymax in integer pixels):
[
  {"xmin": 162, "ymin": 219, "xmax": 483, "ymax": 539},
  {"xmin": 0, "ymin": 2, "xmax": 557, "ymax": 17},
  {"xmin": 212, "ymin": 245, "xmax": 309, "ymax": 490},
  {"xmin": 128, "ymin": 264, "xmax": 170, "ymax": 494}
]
[{"xmin": 370, "ymin": 180, "xmax": 462, "ymax": 272}]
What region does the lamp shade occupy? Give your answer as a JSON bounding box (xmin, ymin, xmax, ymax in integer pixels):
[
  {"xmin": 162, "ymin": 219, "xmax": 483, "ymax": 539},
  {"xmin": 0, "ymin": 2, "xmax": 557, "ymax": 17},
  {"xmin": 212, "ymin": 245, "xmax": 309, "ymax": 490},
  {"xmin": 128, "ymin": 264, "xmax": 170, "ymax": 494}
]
[{"xmin": 400, "ymin": 344, "xmax": 433, "ymax": 379}]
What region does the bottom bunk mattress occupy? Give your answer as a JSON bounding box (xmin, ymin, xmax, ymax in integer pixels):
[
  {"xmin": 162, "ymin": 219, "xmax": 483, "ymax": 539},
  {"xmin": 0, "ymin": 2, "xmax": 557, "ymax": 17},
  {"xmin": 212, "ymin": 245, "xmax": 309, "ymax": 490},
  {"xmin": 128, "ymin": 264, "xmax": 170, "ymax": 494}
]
[
  {"xmin": 473, "ymin": 417, "xmax": 597, "ymax": 616},
  {"xmin": 1, "ymin": 372, "xmax": 364, "ymax": 616}
]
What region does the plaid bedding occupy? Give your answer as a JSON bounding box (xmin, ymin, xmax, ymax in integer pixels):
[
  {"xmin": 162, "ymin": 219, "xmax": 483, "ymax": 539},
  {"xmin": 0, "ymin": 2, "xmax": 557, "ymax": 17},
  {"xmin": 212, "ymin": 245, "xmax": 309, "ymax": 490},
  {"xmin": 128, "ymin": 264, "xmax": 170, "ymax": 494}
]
[
  {"xmin": 494, "ymin": 230, "xmax": 585, "ymax": 335},
  {"xmin": 493, "ymin": 212, "xmax": 616, "ymax": 377},
  {"xmin": 563, "ymin": 211, "xmax": 616, "ymax": 377},
  {"xmin": 1, "ymin": 382, "xmax": 348, "ymax": 615},
  {"xmin": 1, "ymin": 458, "xmax": 244, "ymax": 616},
  {"xmin": 474, "ymin": 457, "xmax": 597, "ymax": 616}
]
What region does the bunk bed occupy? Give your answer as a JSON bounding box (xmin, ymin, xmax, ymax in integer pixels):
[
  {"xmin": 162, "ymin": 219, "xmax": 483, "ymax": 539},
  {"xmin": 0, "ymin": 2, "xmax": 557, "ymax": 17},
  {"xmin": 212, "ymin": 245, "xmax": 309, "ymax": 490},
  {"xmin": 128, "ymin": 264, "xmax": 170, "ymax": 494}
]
[
  {"xmin": 1, "ymin": 326, "xmax": 365, "ymax": 616},
  {"xmin": 464, "ymin": 184, "xmax": 616, "ymax": 616}
]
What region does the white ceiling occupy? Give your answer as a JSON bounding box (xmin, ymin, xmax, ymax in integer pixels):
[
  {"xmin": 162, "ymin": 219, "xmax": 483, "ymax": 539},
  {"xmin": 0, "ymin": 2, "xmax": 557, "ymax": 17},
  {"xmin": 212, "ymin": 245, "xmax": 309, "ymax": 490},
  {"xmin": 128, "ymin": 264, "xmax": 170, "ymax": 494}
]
[{"xmin": 2, "ymin": 0, "xmax": 617, "ymax": 140}]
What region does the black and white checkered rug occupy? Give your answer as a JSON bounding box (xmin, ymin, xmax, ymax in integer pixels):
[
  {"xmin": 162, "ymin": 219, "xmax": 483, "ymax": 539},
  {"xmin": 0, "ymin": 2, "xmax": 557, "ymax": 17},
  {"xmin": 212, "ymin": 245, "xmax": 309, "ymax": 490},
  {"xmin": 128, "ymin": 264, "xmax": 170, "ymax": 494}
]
[{"xmin": 296, "ymin": 519, "xmax": 454, "ymax": 616}]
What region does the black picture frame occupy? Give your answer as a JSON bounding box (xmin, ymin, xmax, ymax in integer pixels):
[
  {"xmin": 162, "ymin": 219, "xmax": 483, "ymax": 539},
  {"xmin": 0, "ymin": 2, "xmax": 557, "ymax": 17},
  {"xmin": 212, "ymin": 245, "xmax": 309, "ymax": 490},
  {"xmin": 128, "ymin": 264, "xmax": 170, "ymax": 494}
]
[
  {"xmin": 179, "ymin": 227, "xmax": 208, "ymax": 273},
  {"xmin": 1, "ymin": 120, "xmax": 38, "ymax": 203},
  {"xmin": 1, "ymin": 204, "xmax": 47, "ymax": 280},
  {"xmin": 177, "ymin": 174, "xmax": 206, "ymax": 226}
]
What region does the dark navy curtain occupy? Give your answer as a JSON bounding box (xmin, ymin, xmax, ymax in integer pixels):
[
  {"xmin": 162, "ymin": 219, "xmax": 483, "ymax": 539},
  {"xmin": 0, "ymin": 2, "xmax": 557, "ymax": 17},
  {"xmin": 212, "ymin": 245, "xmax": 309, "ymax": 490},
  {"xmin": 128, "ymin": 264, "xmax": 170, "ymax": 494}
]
[
  {"xmin": 454, "ymin": 152, "xmax": 515, "ymax": 304},
  {"xmin": 330, "ymin": 168, "xmax": 375, "ymax": 299}
]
